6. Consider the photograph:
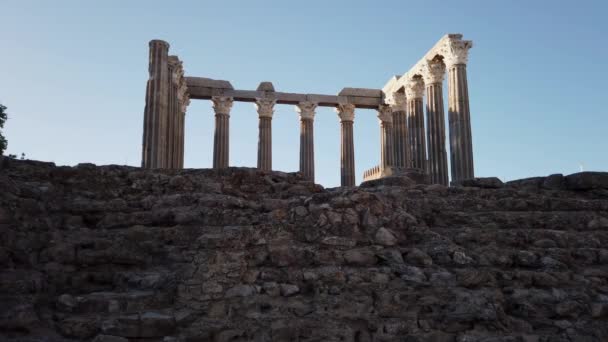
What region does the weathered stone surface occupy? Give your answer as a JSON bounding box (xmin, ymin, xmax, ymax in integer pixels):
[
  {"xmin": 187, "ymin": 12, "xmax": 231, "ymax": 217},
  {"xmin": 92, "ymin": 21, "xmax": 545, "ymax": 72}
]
[
  {"xmin": 565, "ymin": 171, "xmax": 608, "ymax": 190},
  {"xmin": 1, "ymin": 159, "xmax": 608, "ymax": 341},
  {"xmin": 455, "ymin": 177, "xmax": 504, "ymax": 188}
]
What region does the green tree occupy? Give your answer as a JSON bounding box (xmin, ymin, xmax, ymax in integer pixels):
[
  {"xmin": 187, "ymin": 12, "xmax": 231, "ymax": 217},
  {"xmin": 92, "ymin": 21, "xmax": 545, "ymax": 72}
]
[{"xmin": 0, "ymin": 104, "xmax": 7, "ymax": 155}]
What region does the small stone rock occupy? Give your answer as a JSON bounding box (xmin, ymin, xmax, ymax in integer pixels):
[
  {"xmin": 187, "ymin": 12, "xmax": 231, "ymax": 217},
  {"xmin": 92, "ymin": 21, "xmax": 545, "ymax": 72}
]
[
  {"xmin": 515, "ymin": 250, "xmax": 539, "ymax": 267},
  {"xmin": 344, "ymin": 248, "xmax": 377, "ymax": 266},
  {"xmin": 279, "ymin": 283, "xmax": 300, "ymax": 297},
  {"xmin": 587, "ymin": 217, "xmax": 608, "ymax": 229},
  {"xmin": 452, "ymin": 251, "xmax": 473, "ymax": 265},
  {"xmin": 57, "ymin": 294, "xmax": 77, "ymax": 312},
  {"xmin": 591, "ymin": 302, "xmax": 608, "ymax": 318},
  {"xmin": 321, "ymin": 236, "xmax": 356, "ymax": 247},
  {"xmin": 294, "ymin": 206, "xmax": 308, "ymax": 217},
  {"xmin": 375, "ymin": 227, "xmax": 398, "ymax": 246},
  {"xmin": 399, "ymin": 265, "xmax": 427, "ymax": 283},
  {"xmin": 225, "ymin": 284, "xmax": 256, "ymax": 298},
  {"xmin": 405, "ymin": 248, "xmax": 433, "ymax": 266}
]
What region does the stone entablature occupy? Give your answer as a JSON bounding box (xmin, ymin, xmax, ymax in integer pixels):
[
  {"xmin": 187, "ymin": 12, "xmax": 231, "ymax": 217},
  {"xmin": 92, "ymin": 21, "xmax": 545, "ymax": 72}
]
[
  {"xmin": 382, "ymin": 34, "xmax": 472, "ymax": 97},
  {"xmin": 141, "ymin": 33, "xmax": 476, "ymax": 186}
]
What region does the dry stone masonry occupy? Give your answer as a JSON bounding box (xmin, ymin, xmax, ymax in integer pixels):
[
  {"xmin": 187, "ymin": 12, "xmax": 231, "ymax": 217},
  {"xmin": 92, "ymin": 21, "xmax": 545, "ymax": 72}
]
[
  {"xmin": 141, "ymin": 34, "xmax": 475, "ymax": 187},
  {"xmin": 2, "ymin": 158, "xmax": 608, "ymax": 341}
]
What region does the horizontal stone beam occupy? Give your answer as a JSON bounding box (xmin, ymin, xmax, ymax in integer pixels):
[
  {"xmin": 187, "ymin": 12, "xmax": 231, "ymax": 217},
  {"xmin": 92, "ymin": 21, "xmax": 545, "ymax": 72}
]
[{"xmin": 186, "ymin": 77, "xmax": 383, "ymax": 109}]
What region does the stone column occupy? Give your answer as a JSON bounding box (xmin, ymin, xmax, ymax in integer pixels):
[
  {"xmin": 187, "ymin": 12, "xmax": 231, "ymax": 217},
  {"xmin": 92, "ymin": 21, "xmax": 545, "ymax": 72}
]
[
  {"xmin": 178, "ymin": 98, "xmax": 189, "ymax": 169},
  {"xmin": 423, "ymin": 59, "xmax": 449, "ymax": 186},
  {"xmin": 336, "ymin": 103, "xmax": 356, "ymax": 187},
  {"xmin": 255, "ymin": 98, "xmax": 276, "ymax": 171},
  {"xmin": 212, "ymin": 96, "xmax": 233, "ymax": 169},
  {"xmin": 171, "ymin": 57, "xmax": 190, "ymax": 169},
  {"xmin": 166, "ymin": 56, "xmax": 179, "ymax": 169},
  {"xmin": 142, "ymin": 40, "xmax": 170, "ymax": 168},
  {"xmin": 446, "ymin": 40, "xmax": 474, "ymax": 182},
  {"xmin": 405, "ymin": 77, "xmax": 426, "ymax": 171},
  {"xmin": 295, "ymin": 101, "xmax": 317, "ymax": 181},
  {"xmin": 390, "ymin": 92, "xmax": 408, "ymax": 168},
  {"xmin": 377, "ymin": 104, "xmax": 394, "ymax": 171}
]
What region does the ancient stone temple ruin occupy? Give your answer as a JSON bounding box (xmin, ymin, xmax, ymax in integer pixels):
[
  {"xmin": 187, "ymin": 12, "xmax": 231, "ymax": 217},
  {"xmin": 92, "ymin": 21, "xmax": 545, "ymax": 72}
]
[{"xmin": 141, "ymin": 34, "xmax": 474, "ymax": 186}]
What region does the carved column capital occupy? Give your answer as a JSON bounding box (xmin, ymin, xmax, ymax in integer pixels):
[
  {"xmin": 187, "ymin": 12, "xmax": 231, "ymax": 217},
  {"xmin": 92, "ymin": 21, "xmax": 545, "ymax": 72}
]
[
  {"xmin": 180, "ymin": 98, "xmax": 190, "ymax": 114},
  {"xmin": 295, "ymin": 101, "xmax": 317, "ymax": 120},
  {"xmin": 422, "ymin": 59, "xmax": 446, "ymax": 84},
  {"xmin": 335, "ymin": 103, "xmax": 355, "ymax": 122},
  {"xmin": 168, "ymin": 56, "xmax": 183, "ymax": 86},
  {"xmin": 405, "ymin": 78, "xmax": 425, "ymax": 99},
  {"xmin": 255, "ymin": 98, "xmax": 276, "ymax": 118},
  {"xmin": 389, "ymin": 92, "xmax": 407, "ymax": 112},
  {"xmin": 444, "ymin": 40, "xmax": 473, "ymax": 68},
  {"xmin": 212, "ymin": 96, "xmax": 234, "ymax": 116},
  {"xmin": 377, "ymin": 104, "xmax": 393, "ymax": 123}
]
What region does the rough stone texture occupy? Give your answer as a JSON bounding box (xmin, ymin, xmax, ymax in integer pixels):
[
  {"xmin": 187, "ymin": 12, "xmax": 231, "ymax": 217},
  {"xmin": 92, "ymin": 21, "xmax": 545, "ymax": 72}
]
[{"xmin": 1, "ymin": 159, "xmax": 608, "ymax": 341}]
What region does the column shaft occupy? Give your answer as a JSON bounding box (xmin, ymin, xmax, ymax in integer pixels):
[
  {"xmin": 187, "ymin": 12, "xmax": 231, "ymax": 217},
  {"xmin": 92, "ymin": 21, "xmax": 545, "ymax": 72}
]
[
  {"xmin": 392, "ymin": 110, "xmax": 408, "ymax": 168},
  {"xmin": 448, "ymin": 64, "xmax": 474, "ymax": 182},
  {"xmin": 426, "ymin": 83, "xmax": 449, "ymax": 185},
  {"xmin": 142, "ymin": 40, "xmax": 169, "ymax": 168},
  {"xmin": 166, "ymin": 80, "xmax": 177, "ymax": 168},
  {"xmin": 341, "ymin": 121, "xmax": 355, "ymax": 186},
  {"xmin": 178, "ymin": 112, "xmax": 185, "ymax": 169},
  {"xmin": 212, "ymin": 97, "xmax": 233, "ymax": 169},
  {"xmin": 408, "ymin": 98, "xmax": 426, "ymax": 171},
  {"xmin": 380, "ymin": 121, "xmax": 394, "ymax": 170},
  {"xmin": 296, "ymin": 101, "xmax": 316, "ymax": 182},
  {"xmin": 299, "ymin": 119, "xmax": 315, "ymax": 181},
  {"xmin": 257, "ymin": 117, "xmax": 272, "ymax": 171},
  {"xmin": 213, "ymin": 114, "xmax": 230, "ymax": 169}
]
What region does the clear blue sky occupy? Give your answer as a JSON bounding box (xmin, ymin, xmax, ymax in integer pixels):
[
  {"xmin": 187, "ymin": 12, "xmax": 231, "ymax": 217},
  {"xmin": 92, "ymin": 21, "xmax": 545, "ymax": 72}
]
[{"xmin": 2, "ymin": 0, "xmax": 607, "ymax": 187}]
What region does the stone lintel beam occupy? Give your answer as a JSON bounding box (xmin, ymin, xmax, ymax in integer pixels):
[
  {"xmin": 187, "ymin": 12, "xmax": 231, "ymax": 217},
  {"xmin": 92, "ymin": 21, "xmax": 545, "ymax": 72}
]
[
  {"xmin": 338, "ymin": 87, "xmax": 383, "ymax": 98},
  {"xmin": 186, "ymin": 77, "xmax": 382, "ymax": 109}
]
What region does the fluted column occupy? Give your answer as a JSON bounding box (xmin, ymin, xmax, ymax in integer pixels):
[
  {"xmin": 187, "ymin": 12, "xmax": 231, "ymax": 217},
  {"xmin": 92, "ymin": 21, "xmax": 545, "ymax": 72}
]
[
  {"xmin": 295, "ymin": 101, "xmax": 317, "ymax": 181},
  {"xmin": 255, "ymin": 98, "xmax": 276, "ymax": 171},
  {"xmin": 390, "ymin": 92, "xmax": 408, "ymax": 168},
  {"xmin": 178, "ymin": 98, "xmax": 189, "ymax": 169},
  {"xmin": 446, "ymin": 40, "xmax": 474, "ymax": 182},
  {"xmin": 166, "ymin": 57, "xmax": 179, "ymax": 168},
  {"xmin": 142, "ymin": 40, "xmax": 170, "ymax": 168},
  {"xmin": 423, "ymin": 59, "xmax": 449, "ymax": 185},
  {"xmin": 377, "ymin": 104, "xmax": 394, "ymax": 171},
  {"xmin": 336, "ymin": 103, "xmax": 356, "ymax": 187},
  {"xmin": 171, "ymin": 57, "xmax": 190, "ymax": 169},
  {"xmin": 212, "ymin": 96, "xmax": 233, "ymax": 169},
  {"xmin": 405, "ymin": 77, "xmax": 426, "ymax": 171}
]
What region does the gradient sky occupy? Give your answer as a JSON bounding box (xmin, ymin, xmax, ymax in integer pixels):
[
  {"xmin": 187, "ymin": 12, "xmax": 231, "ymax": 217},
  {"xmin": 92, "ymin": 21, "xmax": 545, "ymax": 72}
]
[{"xmin": 1, "ymin": 0, "xmax": 607, "ymax": 187}]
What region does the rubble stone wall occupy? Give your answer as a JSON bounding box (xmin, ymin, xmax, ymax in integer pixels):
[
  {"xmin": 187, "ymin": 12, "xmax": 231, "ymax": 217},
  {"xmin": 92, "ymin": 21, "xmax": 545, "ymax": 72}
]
[{"xmin": 1, "ymin": 159, "xmax": 608, "ymax": 341}]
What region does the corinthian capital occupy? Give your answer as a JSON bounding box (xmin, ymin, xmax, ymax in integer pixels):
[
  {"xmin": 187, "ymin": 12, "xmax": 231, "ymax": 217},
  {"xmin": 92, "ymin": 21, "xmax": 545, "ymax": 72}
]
[
  {"xmin": 295, "ymin": 101, "xmax": 317, "ymax": 120},
  {"xmin": 181, "ymin": 98, "xmax": 190, "ymax": 114},
  {"xmin": 335, "ymin": 103, "xmax": 355, "ymax": 122},
  {"xmin": 389, "ymin": 92, "xmax": 407, "ymax": 112},
  {"xmin": 422, "ymin": 59, "xmax": 446, "ymax": 85},
  {"xmin": 444, "ymin": 40, "xmax": 473, "ymax": 67},
  {"xmin": 168, "ymin": 56, "xmax": 184, "ymax": 86},
  {"xmin": 405, "ymin": 78, "xmax": 425, "ymax": 99},
  {"xmin": 212, "ymin": 96, "xmax": 233, "ymax": 116},
  {"xmin": 377, "ymin": 104, "xmax": 393, "ymax": 123},
  {"xmin": 255, "ymin": 98, "xmax": 276, "ymax": 118}
]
